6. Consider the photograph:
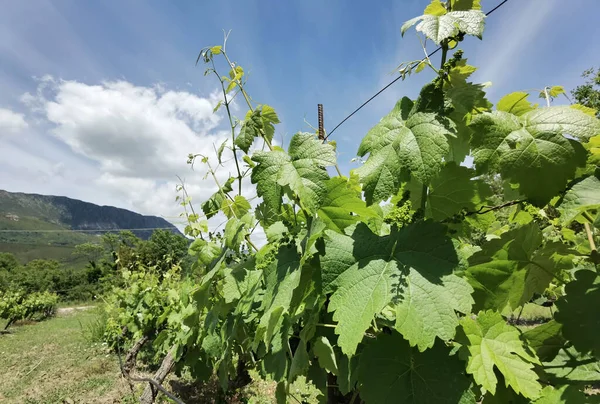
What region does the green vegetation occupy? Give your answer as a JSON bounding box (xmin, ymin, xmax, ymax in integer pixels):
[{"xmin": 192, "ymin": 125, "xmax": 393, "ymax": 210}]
[
  {"xmin": 96, "ymin": 1, "xmax": 600, "ymax": 402},
  {"xmin": 0, "ymin": 188, "xmax": 182, "ymax": 264},
  {"xmin": 572, "ymin": 67, "xmax": 600, "ymax": 119},
  {"xmin": 0, "ymin": 289, "xmax": 58, "ymax": 329},
  {"xmin": 0, "ymin": 308, "xmax": 288, "ymax": 403},
  {"xmin": 0, "ymin": 229, "xmax": 191, "ymax": 303},
  {"xmin": 3, "ymin": 1, "xmax": 600, "ymax": 403}
]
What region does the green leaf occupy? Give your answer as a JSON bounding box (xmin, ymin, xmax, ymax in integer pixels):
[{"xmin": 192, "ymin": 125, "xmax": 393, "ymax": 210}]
[
  {"xmin": 221, "ymin": 195, "xmax": 252, "ymax": 219},
  {"xmin": 549, "ymin": 85, "xmax": 565, "ymax": 98},
  {"xmin": 426, "ymin": 163, "xmax": 491, "ymax": 220},
  {"xmin": 251, "ymin": 133, "xmax": 336, "ymax": 216},
  {"xmin": 321, "ymin": 221, "xmax": 458, "ymax": 355},
  {"xmin": 265, "ymin": 221, "xmax": 288, "ymax": 243},
  {"xmin": 236, "ymin": 109, "xmax": 262, "ymax": 153},
  {"xmin": 289, "ymin": 339, "xmax": 310, "ymax": 382},
  {"xmin": 256, "ymin": 246, "xmax": 302, "ymax": 348},
  {"xmin": 260, "ymin": 104, "xmax": 281, "ymax": 143},
  {"xmin": 541, "ymin": 346, "xmax": 600, "ymax": 384},
  {"xmin": 572, "ymin": 103, "xmax": 598, "ymax": 117},
  {"xmin": 213, "ymin": 100, "xmax": 223, "ymax": 113},
  {"xmin": 450, "ymin": 0, "xmax": 481, "ymax": 11},
  {"xmin": 337, "ymin": 350, "xmax": 360, "ymax": 394},
  {"xmin": 395, "ymin": 271, "xmax": 473, "ymax": 350},
  {"xmin": 401, "ymin": 10, "xmax": 485, "ymax": 44},
  {"xmin": 496, "ymin": 92, "xmax": 538, "ymax": 116},
  {"xmin": 317, "ymin": 177, "xmax": 377, "ymax": 233},
  {"xmin": 534, "ymin": 385, "xmax": 596, "ymax": 404},
  {"xmin": 358, "ymin": 332, "xmax": 474, "ymax": 404},
  {"xmin": 312, "ymin": 336, "xmax": 338, "ymax": 375},
  {"xmin": 235, "ymin": 105, "xmax": 280, "ymax": 153},
  {"xmin": 466, "ymin": 223, "xmax": 573, "ymax": 312},
  {"xmin": 189, "ymin": 239, "xmax": 222, "ymax": 267},
  {"xmin": 524, "ymin": 106, "xmax": 600, "ymax": 142},
  {"xmin": 444, "ymin": 61, "xmax": 490, "ymax": 117},
  {"xmin": 458, "ymin": 310, "xmax": 542, "ymax": 399},
  {"xmin": 356, "ymin": 98, "xmax": 453, "ymax": 204},
  {"xmin": 470, "ymin": 109, "xmax": 589, "ymax": 205},
  {"xmin": 224, "ymin": 213, "xmax": 253, "ymax": 250},
  {"xmin": 210, "ymin": 45, "xmax": 222, "ymax": 55},
  {"xmin": 222, "ymin": 263, "xmax": 262, "ymax": 304},
  {"xmin": 424, "ymin": 0, "xmax": 447, "ymax": 16},
  {"xmin": 201, "ymin": 177, "xmax": 235, "ymax": 218},
  {"xmin": 557, "ymin": 172, "xmax": 600, "ymax": 225},
  {"xmin": 555, "ymin": 269, "xmax": 600, "ymax": 358},
  {"xmin": 522, "ymin": 320, "xmax": 565, "ymax": 362}
]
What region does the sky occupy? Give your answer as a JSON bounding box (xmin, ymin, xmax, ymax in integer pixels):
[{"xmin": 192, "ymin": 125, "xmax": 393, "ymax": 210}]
[{"xmin": 0, "ymin": 0, "xmax": 599, "ymax": 237}]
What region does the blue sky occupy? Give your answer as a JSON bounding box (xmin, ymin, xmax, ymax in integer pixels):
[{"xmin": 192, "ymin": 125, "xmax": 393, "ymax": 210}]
[{"xmin": 0, "ymin": 0, "xmax": 599, "ymax": 231}]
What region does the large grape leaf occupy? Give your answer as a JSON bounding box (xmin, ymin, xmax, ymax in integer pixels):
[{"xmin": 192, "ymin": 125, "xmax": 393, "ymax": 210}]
[
  {"xmin": 554, "ymin": 269, "xmax": 600, "ymax": 358},
  {"xmin": 221, "ymin": 195, "xmax": 251, "ymax": 219},
  {"xmin": 470, "ymin": 108, "xmax": 593, "ymax": 204},
  {"xmin": 426, "ymin": 163, "xmax": 491, "ymax": 220},
  {"xmin": 222, "ymin": 262, "xmax": 262, "ymax": 304},
  {"xmin": 522, "ymin": 320, "xmax": 565, "ymax": 362},
  {"xmin": 444, "ymin": 60, "xmax": 490, "ymax": 117},
  {"xmin": 541, "ymin": 346, "xmax": 600, "ymax": 385},
  {"xmin": 465, "ymin": 223, "xmax": 574, "ymax": 312},
  {"xmin": 534, "ymin": 385, "xmax": 598, "ymax": 404},
  {"xmin": 401, "ymin": 9, "xmax": 486, "ymax": 45},
  {"xmin": 255, "ymin": 246, "xmax": 302, "ymax": 349},
  {"xmin": 357, "ymin": 332, "xmax": 475, "ymax": 404},
  {"xmin": 458, "ymin": 310, "xmax": 542, "ymax": 399},
  {"xmin": 395, "ymin": 270, "xmax": 473, "ymax": 351},
  {"xmin": 321, "ymin": 221, "xmax": 458, "ymax": 355},
  {"xmin": 317, "ymin": 177, "xmax": 378, "ymax": 233},
  {"xmin": 251, "ymin": 133, "xmax": 336, "ymax": 215},
  {"xmin": 355, "ymin": 98, "xmax": 453, "ymax": 204},
  {"xmin": 557, "ymin": 172, "xmax": 600, "ymax": 225}
]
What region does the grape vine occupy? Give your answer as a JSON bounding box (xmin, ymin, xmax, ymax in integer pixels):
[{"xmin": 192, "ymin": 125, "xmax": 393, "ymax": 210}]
[
  {"xmin": 0, "ymin": 289, "xmax": 58, "ymax": 330},
  {"xmin": 106, "ymin": 1, "xmax": 600, "ymax": 402}
]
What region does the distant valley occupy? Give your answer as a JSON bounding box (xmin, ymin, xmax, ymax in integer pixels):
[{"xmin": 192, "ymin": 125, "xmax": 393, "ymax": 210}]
[{"xmin": 0, "ymin": 189, "xmax": 181, "ymax": 263}]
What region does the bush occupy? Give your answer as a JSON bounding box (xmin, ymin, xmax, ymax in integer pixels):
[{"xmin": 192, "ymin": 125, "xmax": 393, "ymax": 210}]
[{"xmin": 0, "ymin": 289, "xmax": 58, "ymax": 329}]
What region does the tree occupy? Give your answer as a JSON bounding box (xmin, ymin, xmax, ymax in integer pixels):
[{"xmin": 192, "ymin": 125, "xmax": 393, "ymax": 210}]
[
  {"xmin": 572, "ymin": 67, "xmax": 600, "ymax": 118},
  {"xmin": 0, "ymin": 252, "xmax": 19, "ymax": 272},
  {"xmin": 138, "ymin": 229, "xmax": 190, "ymax": 273}
]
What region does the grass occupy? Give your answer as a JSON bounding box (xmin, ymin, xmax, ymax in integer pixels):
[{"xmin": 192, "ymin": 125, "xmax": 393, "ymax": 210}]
[
  {"xmin": 0, "ymin": 307, "xmax": 284, "ymax": 403},
  {"xmin": 0, "ymin": 309, "xmax": 136, "ymax": 403}
]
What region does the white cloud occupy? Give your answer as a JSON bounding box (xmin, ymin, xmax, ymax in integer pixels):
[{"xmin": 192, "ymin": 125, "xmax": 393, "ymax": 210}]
[
  {"xmin": 22, "ymin": 78, "xmax": 228, "ymax": 179},
  {"xmin": 0, "ymin": 107, "xmax": 28, "ymax": 134},
  {"xmin": 8, "ymin": 76, "xmax": 268, "ymax": 244}
]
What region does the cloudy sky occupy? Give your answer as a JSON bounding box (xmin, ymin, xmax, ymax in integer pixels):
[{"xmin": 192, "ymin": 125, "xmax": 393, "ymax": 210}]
[{"xmin": 1, "ymin": 0, "xmax": 599, "ymax": 234}]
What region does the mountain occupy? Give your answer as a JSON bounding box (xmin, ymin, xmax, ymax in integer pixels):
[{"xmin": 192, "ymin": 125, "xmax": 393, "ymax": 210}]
[{"xmin": 0, "ymin": 189, "xmax": 182, "ymax": 263}]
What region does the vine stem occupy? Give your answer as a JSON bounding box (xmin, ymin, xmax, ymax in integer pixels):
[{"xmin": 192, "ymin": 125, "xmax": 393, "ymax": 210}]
[
  {"xmin": 584, "ymin": 222, "xmax": 597, "ymax": 252},
  {"xmin": 221, "ymin": 50, "xmax": 273, "ymax": 151},
  {"xmin": 245, "ymin": 236, "xmax": 259, "ymax": 252},
  {"xmin": 543, "ymin": 86, "xmax": 551, "ymax": 108},
  {"xmin": 316, "ymin": 323, "xmax": 336, "ymax": 328},
  {"xmin": 211, "ymin": 58, "xmax": 244, "ymax": 196}
]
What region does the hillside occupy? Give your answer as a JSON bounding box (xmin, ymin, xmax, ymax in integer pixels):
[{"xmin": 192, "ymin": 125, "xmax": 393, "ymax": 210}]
[{"xmin": 0, "ymin": 189, "xmax": 182, "ymax": 263}]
